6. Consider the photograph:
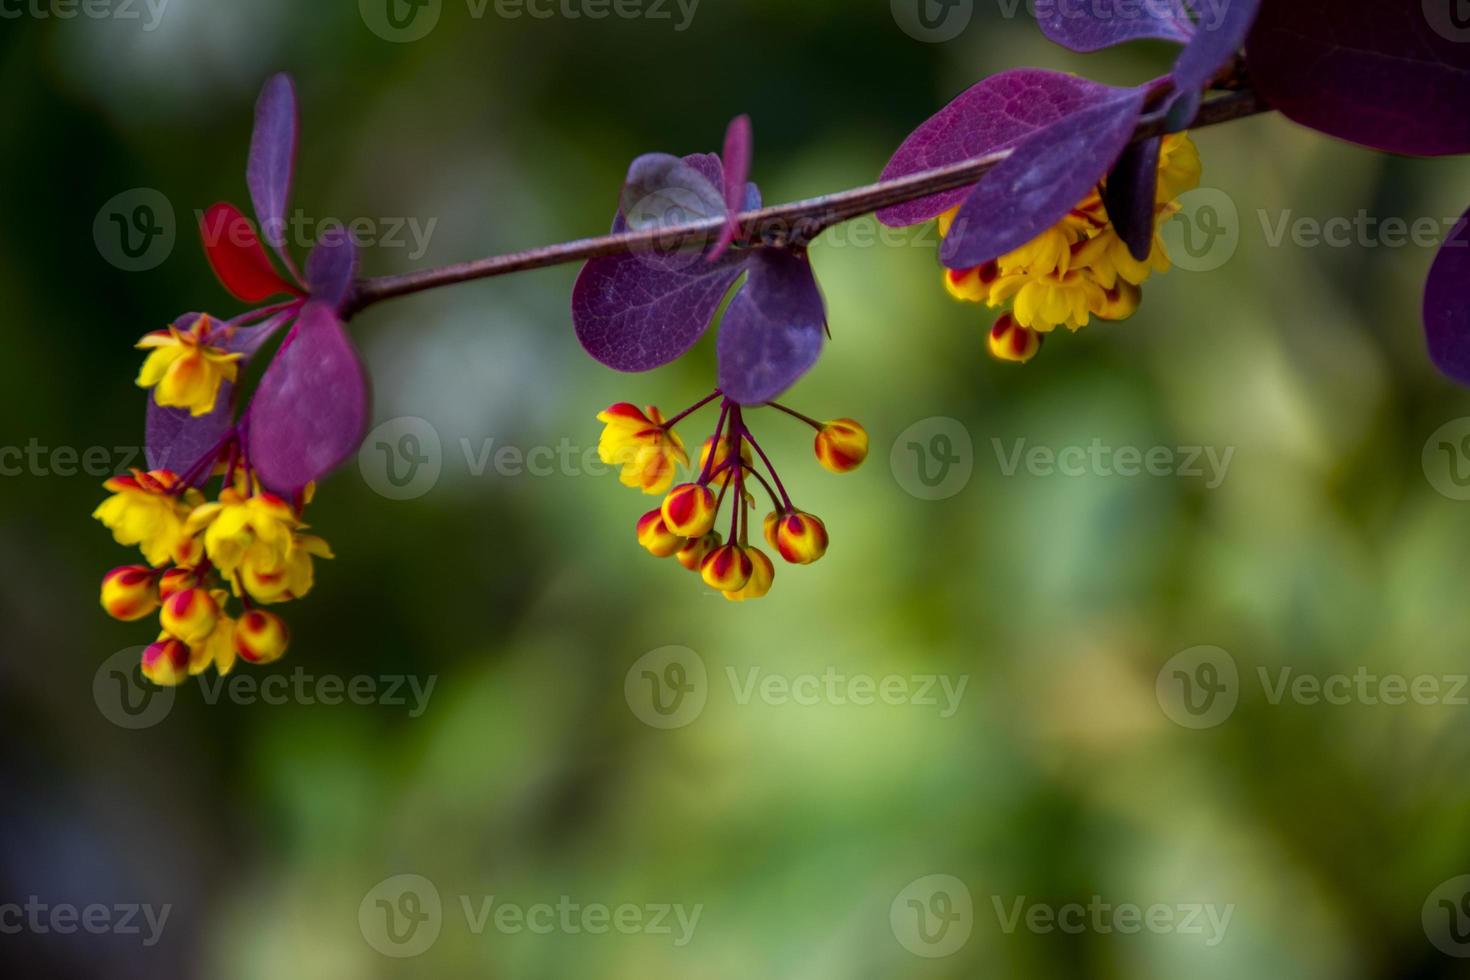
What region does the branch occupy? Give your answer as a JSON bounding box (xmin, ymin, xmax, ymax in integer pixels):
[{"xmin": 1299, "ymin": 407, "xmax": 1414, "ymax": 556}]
[{"xmin": 347, "ymin": 88, "xmax": 1270, "ymax": 314}]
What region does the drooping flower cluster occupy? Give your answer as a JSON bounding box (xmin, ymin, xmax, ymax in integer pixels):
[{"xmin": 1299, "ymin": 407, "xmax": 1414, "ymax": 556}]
[
  {"xmin": 94, "ymin": 457, "xmax": 330, "ymax": 685},
  {"xmin": 597, "ymin": 393, "xmax": 867, "ymax": 600},
  {"xmin": 939, "ymin": 133, "xmax": 1201, "ymax": 363}
]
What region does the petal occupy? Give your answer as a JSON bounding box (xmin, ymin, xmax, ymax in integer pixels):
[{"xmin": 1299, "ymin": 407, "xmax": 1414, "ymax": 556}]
[
  {"xmin": 199, "ymin": 203, "xmax": 299, "ymax": 303},
  {"xmin": 572, "ymin": 249, "xmax": 746, "ymax": 372},
  {"xmin": 1425, "ymin": 207, "xmax": 1470, "ymax": 385},
  {"xmin": 1244, "ymin": 0, "xmax": 1468, "ymax": 156},
  {"xmin": 878, "ymin": 70, "xmax": 1139, "ymax": 228},
  {"xmin": 248, "ymin": 301, "xmax": 369, "ymax": 493},
  {"xmin": 941, "ymin": 84, "xmax": 1147, "ymax": 270},
  {"xmin": 1035, "ymin": 0, "xmax": 1194, "ymax": 51},
  {"xmin": 716, "ymin": 248, "xmax": 826, "ymax": 404},
  {"xmin": 247, "ymin": 73, "xmax": 299, "ymax": 253}
]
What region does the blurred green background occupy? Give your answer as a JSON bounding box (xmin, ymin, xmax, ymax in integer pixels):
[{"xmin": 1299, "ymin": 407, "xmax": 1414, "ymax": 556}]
[{"xmin": 5, "ymin": 1, "xmax": 1470, "ymax": 977}]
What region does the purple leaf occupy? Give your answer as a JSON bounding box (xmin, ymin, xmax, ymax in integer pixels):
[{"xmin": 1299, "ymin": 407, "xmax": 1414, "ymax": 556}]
[
  {"xmin": 1425, "ymin": 207, "xmax": 1470, "ymax": 385},
  {"xmin": 711, "ymin": 114, "xmax": 752, "ymax": 259},
  {"xmin": 246, "ymin": 74, "xmax": 299, "ymax": 253},
  {"xmin": 1167, "ymin": 0, "xmax": 1260, "ymax": 124},
  {"xmin": 878, "ymin": 70, "xmax": 1138, "ymax": 228},
  {"xmin": 1102, "ymin": 136, "xmax": 1161, "ymax": 262},
  {"xmin": 716, "ymin": 249, "xmax": 826, "ymax": 404},
  {"xmin": 224, "ymin": 308, "xmax": 295, "ymax": 359},
  {"xmin": 305, "ymin": 225, "xmax": 358, "ymax": 309},
  {"xmin": 146, "ymin": 392, "xmax": 234, "ymax": 479},
  {"xmin": 1036, "ymin": 0, "xmax": 1194, "ymax": 51},
  {"xmin": 572, "ymin": 249, "xmax": 746, "ymax": 372},
  {"xmin": 248, "ymin": 301, "xmax": 369, "ymax": 493},
  {"xmin": 941, "ymin": 85, "xmax": 1147, "ymax": 269},
  {"xmin": 619, "ymin": 153, "xmax": 726, "ymax": 232},
  {"xmin": 1246, "ymin": 0, "xmax": 1470, "ymax": 156}
]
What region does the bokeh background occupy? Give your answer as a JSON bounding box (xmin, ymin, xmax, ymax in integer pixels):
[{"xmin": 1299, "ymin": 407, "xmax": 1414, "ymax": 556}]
[{"xmin": 6, "ymin": 0, "xmax": 1470, "ymax": 977}]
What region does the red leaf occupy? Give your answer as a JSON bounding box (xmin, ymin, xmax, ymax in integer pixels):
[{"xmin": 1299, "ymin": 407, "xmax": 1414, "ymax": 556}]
[{"xmin": 198, "ymin": 202, "xmax": 300, "ymax": 303}]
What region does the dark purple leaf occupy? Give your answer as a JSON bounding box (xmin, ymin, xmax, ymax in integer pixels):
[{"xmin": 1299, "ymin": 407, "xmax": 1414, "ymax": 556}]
[
  {"xmin": 941, "ymin": 85, "xmax": 1147, "ymax": 269},
  {"xmin": 878, "ymin": 70, "xmax": 1138, "ymax": 228},
  {"xmin": 248, "ymin": 301, "xmax": 368, "ymax": 492},
  {"xmin": 305, "ymin": 225, "xmax": 358, "ymax": 309},
  {"xmin": 619, "ymin": 153, "xmax": 726, "ymax": 232},
  {"xmin": 716, "ymin": 249, "xmax": 826, "ymax": 404},
  {"xmin": 1103, "ymin": 136, "xmax": 1161, "ymax": 261},
  {"xmin": 1036, "ymin": 0, "xmax": 1194, "ymax": 51},
  {"xmin": 1246, "ymin": 0, "xmax": 1470, "ymax": 156},
  {"xmin": 246, "ymin": 73, "xmax": 298, "ymax": 253},
  {"xmin": 1425, "ymin": 207, "xmax": 1470, "ymax": 384},
  {"xmin": 146, "ymin": 393, "xmax": 235, "ymax": 479},
  {"xmin": 572, "ymin": 249, "xmax": 746, "ymax": 372},
  {"xmin": 1167, "ymin": 0, "xmax": 1260, "ymax": 124},
  {"xmin": 711, "ymin": 114, "xmax": 752, "ymax": 259}
]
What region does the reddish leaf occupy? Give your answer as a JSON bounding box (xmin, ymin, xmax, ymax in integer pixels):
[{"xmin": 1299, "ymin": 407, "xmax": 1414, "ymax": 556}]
[{"xmin": 199, "ymin": 203, "xmax": 299, "ymax": 303}]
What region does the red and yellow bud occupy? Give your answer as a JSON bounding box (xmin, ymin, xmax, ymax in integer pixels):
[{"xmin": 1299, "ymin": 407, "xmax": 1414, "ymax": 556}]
[
  {"xmin": 141, "ymin": 635, "xmax": 191, "ymax": 686},
  {"xmin": 815, "ymin": 419, "xmax": 868, "ymax": 474},
  {"xmin": 661, "ymin": 482, "xmax": 718, "ymax": 538},
  {"xmin": 762, "ymin": 511, "xmax": 782, "ymax": 552},
  {"xmin": 100, "ymin": 565, "xmax": 159, "ymax": 622},
  {"xmin": 987, "ymin": 312, "xmax": 1042, "ymax": 364},
  {"xmin": 774, "ymin": 511, "xmax": 829, "ymax": 565},
  {"xmin": 700, "ymin": 543, "xmax": 754, "ymax": 593},
  {"xmin": 159, "ymin": 587, "xmax": 220, "ymax": 644},
  {"xmin": 676, "ymin": 531, "xmax": 721, "ymax": 572},
  {"xmin": 235, "ymin": 610, "xmax": 290, "ymax": 665},
  {"xmin": 636, "ymin": 509, "xmax": 685, "ymax": 558},
  {"xmin": 699, "ymin": 435, "xmax": 751, "ymax": 486},
  {"xmin": 723, "ymin": 547, "xmax": 774, "ymax": 601},
  {"xmin": 158, "ymin": 566, "xmax": 198, "ymax": 600}
]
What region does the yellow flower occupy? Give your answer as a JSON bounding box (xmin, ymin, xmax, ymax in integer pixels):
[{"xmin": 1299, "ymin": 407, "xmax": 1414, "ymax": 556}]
[
  {"xmin": 184, "ymin": 488, "xmax": 301, "ymax": 580},
  {"xmin": 136, "ymin": 315, "xmax": 242, "ymax": 417},
  {"xmin": 994, "ymin": 269, "xmax": 1105, "ymax": 333},
  {"xmin": 240, "ymin": 534, "xmax": 334, "ymax": 604},
  {"xmin": 190, "ymin": 592, "xmax": 238, "ymax": 676},
  {"xmin": 1156, "ymin": 133, "xmax": 1201, "ymax": 204},
  {"xmin": 596, "ymin": 403, "xmax": 689, "ymax": 495},
  {"xmin": 92, "ymin": 469, "xmax": 202, "ymax": 568}
]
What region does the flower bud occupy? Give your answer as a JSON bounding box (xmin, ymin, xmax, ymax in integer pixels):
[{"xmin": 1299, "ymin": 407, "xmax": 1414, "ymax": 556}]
[
  {"xmin": 700, "ymin": 543, "xmax": 753, "ymax": 592},
  {"xmin": 235, "ymin": 610, "xmax": 290, "ymax": 665},
  {"xmin": 987, "ymin": 312, "xmax": 1041, "ymax": 364},
  {"xmin": 158, "ymin": 566, "xmax": 198, "ymax": 600},
  {"xmin": 661, "ymin": 482, "xmax": 718, "ymax": 538},
  {"xmin": 676, "ymin": 531, "xmax": 721, "ymax": 572},
  {"xmin": 159, "ymin": 587, "xmax": 219, "ymax": 644},
  {"xmin": 723, "ymin": 547, "xmax": 774, "ymax": 602},
  {"xmin": 775, "ymin": 512, "xmax": 829, "ymax": 565},
  {"xmin": 762, "ymin": 511, "xmax": 782, "ymax": 552},
  {"xmin": 100, "ymin": 566, "xmax": 159, "ymax": 622},
  {"xmin": 699, "ymin": 435, "xmax": 751, "ymax": 486},
  {"xmin": 636, "ymin": 509, "xmax": 684, "ymax": 558},
  {"xmin": 815, "ymin": 419, "xmax": 868, "ymax": 474},
  {"xmin": 141, "ymin": 635, "xmax": 191, "ymax": 686}
]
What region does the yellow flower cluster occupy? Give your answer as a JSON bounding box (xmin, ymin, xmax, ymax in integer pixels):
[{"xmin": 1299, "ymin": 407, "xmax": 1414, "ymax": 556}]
[
  {"xmin": 94, "ymin": 467, "xmax": 331, "ymax": 685},
  {"xmin": 941, "ymin": 133, "xmax": 1202, "ymax": 362}
]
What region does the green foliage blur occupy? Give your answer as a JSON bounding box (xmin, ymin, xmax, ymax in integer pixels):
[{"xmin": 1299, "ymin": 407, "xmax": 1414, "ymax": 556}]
[{"xmin": 4, "ymin": 1, "xmax": 1470, "ymax": 977}]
